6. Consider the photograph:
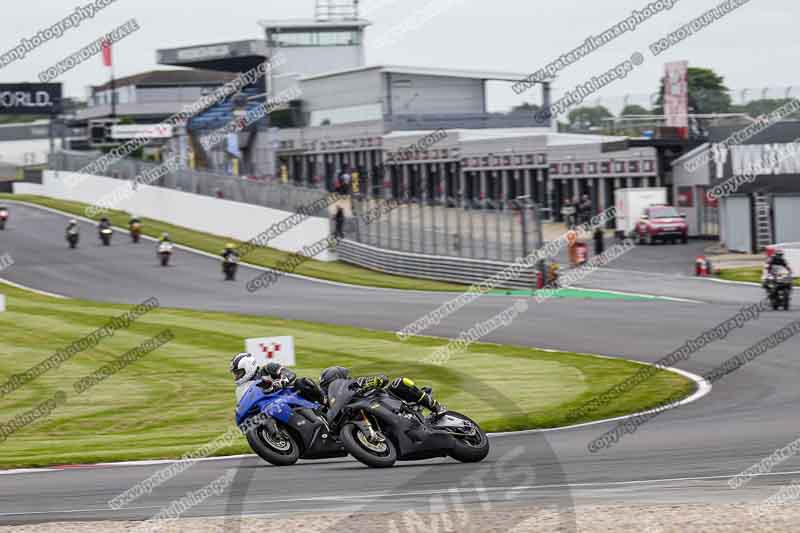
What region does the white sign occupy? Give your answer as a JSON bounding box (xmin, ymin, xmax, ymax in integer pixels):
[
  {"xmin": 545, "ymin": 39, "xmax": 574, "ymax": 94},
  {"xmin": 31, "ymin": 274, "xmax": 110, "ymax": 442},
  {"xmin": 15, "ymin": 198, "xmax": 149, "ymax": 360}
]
[
  {"xmin": 176, "ymin": 45, "xmax": 231, "ymax": 62},
  {"xmin": 245, "ymin": 336, "xmax": 295, "ymax": 367},
  {"xmin": 111, "ymin": 124, "xmax": 173, "ymax": 139},
  {"xmin": 731, "ymin": 144, "xmax": 800, "ymax": 176}
]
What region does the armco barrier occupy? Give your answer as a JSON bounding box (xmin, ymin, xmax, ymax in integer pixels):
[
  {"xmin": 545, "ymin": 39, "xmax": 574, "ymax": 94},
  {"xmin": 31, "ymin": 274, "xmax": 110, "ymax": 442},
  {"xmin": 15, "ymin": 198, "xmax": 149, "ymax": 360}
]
[{"xmin": 336, "ymin": 239, "xmax": 536, "ymax": 288}]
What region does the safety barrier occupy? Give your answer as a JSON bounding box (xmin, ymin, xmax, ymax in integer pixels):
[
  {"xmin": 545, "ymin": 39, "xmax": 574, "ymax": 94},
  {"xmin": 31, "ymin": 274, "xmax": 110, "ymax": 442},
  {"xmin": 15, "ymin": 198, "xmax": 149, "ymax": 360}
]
[{"xmin": 336, "ymin": 239, "xmax": 536, "ymax": 289}]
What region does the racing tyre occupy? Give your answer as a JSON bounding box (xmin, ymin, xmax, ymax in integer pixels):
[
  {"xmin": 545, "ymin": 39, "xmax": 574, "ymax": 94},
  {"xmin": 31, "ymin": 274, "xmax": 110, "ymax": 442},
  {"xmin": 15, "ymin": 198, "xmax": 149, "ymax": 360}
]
[
  {"xmin": 445, "ymin": 411, "xmax": 490, "ymax": 463},
  {"xmin": 246, "ymin": 423, "xmax": 300, "ymax": 466},
  {"xmin": 681, "ymin": 234, "xmax": 688, "ymax": 244},
  {"xmin": 340, "ymin": 423, "xmax": 397, "ymax": 468},
  {"xmin": 160, "ymin": 254, "xmax": 170, "ymax": 267},
  {"xmin": 646, "ymin": 233, "xmax": 655, "ymax": 246}
]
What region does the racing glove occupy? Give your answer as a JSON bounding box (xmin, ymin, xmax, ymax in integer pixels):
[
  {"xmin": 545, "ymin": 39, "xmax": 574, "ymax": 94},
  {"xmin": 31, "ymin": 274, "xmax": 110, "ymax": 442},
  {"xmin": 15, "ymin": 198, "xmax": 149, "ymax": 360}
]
[{"xmin": 353, "ymin": 375, "xmax": 389, "ymax": 391}]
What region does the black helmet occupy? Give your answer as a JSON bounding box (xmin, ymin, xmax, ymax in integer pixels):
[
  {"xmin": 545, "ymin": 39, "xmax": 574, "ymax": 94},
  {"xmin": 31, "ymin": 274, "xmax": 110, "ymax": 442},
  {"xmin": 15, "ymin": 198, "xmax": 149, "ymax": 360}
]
[{"xmin": 320, "ymin": 366, "xmax": 350, "ymax": 391}]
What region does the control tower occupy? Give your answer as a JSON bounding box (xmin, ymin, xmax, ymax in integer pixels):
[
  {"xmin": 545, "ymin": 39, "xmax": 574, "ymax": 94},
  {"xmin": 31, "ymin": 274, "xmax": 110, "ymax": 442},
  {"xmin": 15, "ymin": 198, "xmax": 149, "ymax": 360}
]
[{"xmin": 259, "ymin": 0, "xmax": 370, "ymax": 95}]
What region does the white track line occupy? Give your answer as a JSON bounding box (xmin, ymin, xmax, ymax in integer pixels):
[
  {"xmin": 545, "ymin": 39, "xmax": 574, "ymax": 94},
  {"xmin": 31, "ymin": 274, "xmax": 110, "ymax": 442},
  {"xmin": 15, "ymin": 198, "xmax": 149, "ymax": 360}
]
[
  {"xmin": 1, "ymin": 468, "xmax": 798, "ymax": 517},
  {"xmin": 0, "ymin": 277, "xmax": 69, "ymax": 299}
]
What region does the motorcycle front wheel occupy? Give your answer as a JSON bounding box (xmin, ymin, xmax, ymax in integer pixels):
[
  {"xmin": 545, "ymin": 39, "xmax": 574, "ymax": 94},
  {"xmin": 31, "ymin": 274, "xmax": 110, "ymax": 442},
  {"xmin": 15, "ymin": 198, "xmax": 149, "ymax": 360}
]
[
  {"xmin": 444, "ymin": 411, "xmax": 490, "ymax": 463},
  {"xmin": 340, "ymin": 422, "xmax": 397, "ymax": 468},
  {"xmin": 246, "ymin": 423, "xmax": 301, "ymax": 466}
]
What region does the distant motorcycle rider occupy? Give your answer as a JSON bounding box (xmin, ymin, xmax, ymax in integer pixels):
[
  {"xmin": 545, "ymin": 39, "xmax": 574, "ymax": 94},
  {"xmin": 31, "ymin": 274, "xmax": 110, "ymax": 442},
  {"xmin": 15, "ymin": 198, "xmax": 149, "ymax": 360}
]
[
  {"xmin": 222, "ymin": 242, "xmax": 239, "ymax": 261},
  {"xmin": 129, "ymin": 216, "xmax": 142, "ymax": 242},
  {"xmin": 319, "ymin": 366, "xmax": 447, "ymax": 417},
  {"xmin": 66, "ymin": 219, "xmax": 79, "ymax": 235},
  {"xmin": 98, "ymin": 217, "xmax": 112, "ymax": 230},
  {"xmin": 766, "ymin": 250, "xmax": 792, "ymax": 275},
  {"xmin": 763, "ymin": 250, "xmax": 793, "ymax": 287}
]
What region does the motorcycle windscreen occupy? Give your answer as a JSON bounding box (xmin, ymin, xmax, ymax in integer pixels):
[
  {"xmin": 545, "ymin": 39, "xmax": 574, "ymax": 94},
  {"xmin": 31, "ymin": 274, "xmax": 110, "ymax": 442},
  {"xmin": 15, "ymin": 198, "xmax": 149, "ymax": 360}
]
[{"xmin": 325, "ymin": 379, "xmax": 358, "ymax": 424}]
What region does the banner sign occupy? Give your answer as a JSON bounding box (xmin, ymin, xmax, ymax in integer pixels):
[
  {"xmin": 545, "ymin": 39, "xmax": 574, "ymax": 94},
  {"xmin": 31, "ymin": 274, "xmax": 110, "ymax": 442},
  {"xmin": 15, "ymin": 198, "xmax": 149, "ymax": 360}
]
[
  {"xmin": 245, "ymin": 335, "xmax": 296, "ymax": 367},
  {"xmin": 664, "ymin": 61, "xmax": 689, "ymax": 131},
  {"xmin": 0, "ymin": 83, "xmax": 62, "ymax": 115}
]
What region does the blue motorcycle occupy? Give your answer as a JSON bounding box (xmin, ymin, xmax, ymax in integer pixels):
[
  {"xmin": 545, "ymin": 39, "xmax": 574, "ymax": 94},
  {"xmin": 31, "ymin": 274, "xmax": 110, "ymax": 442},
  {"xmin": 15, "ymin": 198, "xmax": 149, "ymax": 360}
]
[{"xmin": 235, "ymin": 382, "xmax": 346, "ymax": 466}]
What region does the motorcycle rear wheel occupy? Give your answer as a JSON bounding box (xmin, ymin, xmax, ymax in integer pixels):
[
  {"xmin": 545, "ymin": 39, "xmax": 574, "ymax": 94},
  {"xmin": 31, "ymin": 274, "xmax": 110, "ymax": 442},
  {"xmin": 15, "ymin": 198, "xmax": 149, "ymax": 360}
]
[
  {"xmin": 444, "ymin": 411, "xmax": 490, "ymax": 463},
  {"xmin": 340, "ymin": 423, "xmax": 397, "ymax": 468},
  {"xmin": 246, "ymin": 424, "xmax": 301, "ymax": 466}
]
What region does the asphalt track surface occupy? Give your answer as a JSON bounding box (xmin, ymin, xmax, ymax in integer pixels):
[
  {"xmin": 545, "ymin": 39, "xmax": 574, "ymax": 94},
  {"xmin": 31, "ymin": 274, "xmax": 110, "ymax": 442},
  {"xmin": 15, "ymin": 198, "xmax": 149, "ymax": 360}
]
[{"xmin": 1, "ymin": 203, "xmax": 799, "ymax": 527}]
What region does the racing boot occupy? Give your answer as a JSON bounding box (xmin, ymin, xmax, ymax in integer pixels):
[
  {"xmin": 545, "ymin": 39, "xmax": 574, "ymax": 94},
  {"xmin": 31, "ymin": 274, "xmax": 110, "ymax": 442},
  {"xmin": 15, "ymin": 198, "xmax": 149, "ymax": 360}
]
[{"xmin": 420, "ymin": 392, "xmax": 447, "ymax": 418}]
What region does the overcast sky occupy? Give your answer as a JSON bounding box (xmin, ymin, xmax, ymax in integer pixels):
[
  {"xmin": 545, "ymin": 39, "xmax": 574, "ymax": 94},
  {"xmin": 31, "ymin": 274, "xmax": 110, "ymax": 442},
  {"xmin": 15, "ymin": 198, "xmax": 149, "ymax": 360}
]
[{"xmin": 1, "ymin": 0, "xmax": 794, "ymax": 114}]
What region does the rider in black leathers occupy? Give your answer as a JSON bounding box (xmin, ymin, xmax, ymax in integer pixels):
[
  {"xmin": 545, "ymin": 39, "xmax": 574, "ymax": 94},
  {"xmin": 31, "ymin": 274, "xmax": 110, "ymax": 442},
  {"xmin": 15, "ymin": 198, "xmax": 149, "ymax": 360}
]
[
  {"xmin": 764, "ymin": 250, "xmax": 793, "ymax": 287},
  {"xmin": 319, "ymin": 366, "xmax": 446, "ymax": 417},
  {"xmin": 767, "ymin": 250, "xmax": 792, "ymax": 274},
  {"xmin": 221, "ymin": 242, "xmax": 239, "ymax": 262}
]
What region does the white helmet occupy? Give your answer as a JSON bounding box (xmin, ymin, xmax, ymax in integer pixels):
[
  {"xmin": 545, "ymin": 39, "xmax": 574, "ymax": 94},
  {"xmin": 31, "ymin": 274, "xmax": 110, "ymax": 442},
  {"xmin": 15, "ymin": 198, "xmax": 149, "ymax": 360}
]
[{"xmin": 230, "ymin": 353, "xmax": 259, "ymax": 386}]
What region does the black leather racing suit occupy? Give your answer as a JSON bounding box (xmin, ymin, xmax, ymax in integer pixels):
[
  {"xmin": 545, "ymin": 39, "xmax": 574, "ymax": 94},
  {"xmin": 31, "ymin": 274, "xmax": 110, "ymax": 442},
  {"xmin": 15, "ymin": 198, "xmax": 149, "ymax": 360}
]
[{"xmin": 352, "ymin": 375, "xmax": 445, "ymax": 415}]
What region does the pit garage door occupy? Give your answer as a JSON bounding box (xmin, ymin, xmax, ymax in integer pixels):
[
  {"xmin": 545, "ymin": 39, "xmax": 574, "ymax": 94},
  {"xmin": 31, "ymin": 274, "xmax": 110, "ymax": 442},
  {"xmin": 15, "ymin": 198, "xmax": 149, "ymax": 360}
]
[
  {"xmin": 722, "ymin": 196, "xmax": 752, "ymax": 253},
  {"xmin": 774, "ymin": 196, "xmax": 800, "ymax": 244}
]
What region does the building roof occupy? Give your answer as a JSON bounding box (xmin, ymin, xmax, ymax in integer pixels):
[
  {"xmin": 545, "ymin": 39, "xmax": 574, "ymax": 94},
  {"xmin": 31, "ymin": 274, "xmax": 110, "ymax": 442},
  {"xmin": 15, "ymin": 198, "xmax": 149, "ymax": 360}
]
[
  {"xmin": 302, "ymin": 65, "xmax": 531, "ymax": 83},
  {"xmin": 670, "ymin": 142, "xmax": 709, "ymax": 167},
  {"xmin": 92, "ymin": 69, "xmax": 239, "ymax": 91},
  {"xmin": 384, "ymin": 129, "xmax": 627, "ymax": 146},
  {"xmin": 259, "ymin": 18, "xmax": 371, "ymax": 30}
]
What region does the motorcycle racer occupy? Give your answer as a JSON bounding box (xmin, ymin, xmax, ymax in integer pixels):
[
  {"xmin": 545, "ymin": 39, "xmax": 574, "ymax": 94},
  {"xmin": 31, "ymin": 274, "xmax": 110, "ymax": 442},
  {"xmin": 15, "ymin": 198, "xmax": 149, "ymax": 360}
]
[{"xmin": 319, "ymin": 366, "xmax": 447, "ymax": 417}]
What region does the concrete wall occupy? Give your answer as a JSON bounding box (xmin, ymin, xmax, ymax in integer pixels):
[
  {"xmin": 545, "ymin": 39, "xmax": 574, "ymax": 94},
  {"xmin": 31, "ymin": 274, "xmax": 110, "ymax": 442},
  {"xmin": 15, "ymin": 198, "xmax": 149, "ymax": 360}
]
[{"xmin": 15, "ymin": 171, "xmax": 335, "ymax": 261}]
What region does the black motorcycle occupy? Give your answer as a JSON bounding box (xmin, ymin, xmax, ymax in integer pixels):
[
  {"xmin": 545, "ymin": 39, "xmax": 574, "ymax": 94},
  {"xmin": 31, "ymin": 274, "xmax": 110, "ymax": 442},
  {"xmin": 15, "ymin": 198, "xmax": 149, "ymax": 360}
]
[
  {"xmin": 99, "ymin": 226, "xmax": 113, "ymax": 246},
  {"xmin": 223, "ymin": 254, "xmax": 239, "ymax": 281},
  {"xmin": 157, "ymin": 241, "xmax": 173, "ymax": 266},
  {"xmin": 0, "ymin": 207, "xmax": 7, "ymax": 230},
  {"xmin": 326, "ymin": 379, "xmax": 490, "ymax": 468},
  {"xmin": 66, "ymin": 228, "xmax": 79, "ymax": 249},
  {"xmin": 765, "ymin": 268, "xmax": 793, "ymax": 311}
]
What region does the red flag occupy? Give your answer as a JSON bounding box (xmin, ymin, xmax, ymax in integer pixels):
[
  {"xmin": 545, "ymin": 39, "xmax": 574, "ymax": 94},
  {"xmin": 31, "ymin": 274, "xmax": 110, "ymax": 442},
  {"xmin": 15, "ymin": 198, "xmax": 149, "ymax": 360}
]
[{"xmin": 102, "ymin": 40, "xmax": 112, "ymax": 67}]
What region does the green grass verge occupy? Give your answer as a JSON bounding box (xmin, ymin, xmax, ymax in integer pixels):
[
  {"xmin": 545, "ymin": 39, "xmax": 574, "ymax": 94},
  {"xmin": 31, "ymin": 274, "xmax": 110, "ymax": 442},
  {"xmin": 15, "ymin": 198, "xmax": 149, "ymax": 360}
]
[
  {"xmin": 718, "ymin": 266, "xmax": 800, "ymax": 286},
  {"xmin": 0, "ymin": 193, "xmax": 466, "ymax": 292},
  {"xmin": 0, "ymin": 283, "xmax": 695, "ymax": 469}
]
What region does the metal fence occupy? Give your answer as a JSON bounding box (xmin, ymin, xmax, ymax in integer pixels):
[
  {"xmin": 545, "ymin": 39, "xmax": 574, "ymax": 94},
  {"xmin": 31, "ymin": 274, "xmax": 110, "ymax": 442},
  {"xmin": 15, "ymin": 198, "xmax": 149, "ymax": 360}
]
[
  {"xmin": 345, "ymin": 195, "xmax": 543, "ymax": 263},
  {"xmin": 49, "ymin": 151, "xmax": 329, "ymax": 215}
]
